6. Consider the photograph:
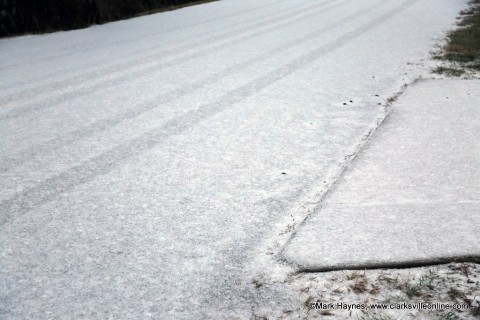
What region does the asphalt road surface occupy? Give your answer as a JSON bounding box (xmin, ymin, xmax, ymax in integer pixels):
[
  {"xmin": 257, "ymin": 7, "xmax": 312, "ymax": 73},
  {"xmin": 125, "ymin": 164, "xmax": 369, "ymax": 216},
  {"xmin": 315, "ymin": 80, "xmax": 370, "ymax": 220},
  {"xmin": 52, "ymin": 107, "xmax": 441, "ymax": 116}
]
[{"xmin": 0, "ymin": 0, "xmax": 466, "ymax": 318}]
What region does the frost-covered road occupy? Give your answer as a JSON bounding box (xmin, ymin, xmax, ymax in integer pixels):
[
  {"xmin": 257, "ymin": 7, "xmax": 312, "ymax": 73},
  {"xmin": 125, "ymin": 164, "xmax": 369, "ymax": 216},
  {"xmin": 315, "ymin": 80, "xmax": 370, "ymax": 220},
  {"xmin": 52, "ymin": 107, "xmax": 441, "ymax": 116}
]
[{"xmin": 0, "ymin": 0, "xmax": 467, "ymax": 318}]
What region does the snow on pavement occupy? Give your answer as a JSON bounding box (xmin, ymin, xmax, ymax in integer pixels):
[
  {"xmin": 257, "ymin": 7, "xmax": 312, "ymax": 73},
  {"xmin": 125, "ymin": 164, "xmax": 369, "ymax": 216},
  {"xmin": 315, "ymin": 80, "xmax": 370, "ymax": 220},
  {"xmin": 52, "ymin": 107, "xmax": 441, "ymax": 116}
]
[
  {"xmin": 282, "ymin": 80, "xmax": 480, "ymax": 271},
  {"xmin": 0, "ymin": 0, "xmax": 470, "ymax": 318}
]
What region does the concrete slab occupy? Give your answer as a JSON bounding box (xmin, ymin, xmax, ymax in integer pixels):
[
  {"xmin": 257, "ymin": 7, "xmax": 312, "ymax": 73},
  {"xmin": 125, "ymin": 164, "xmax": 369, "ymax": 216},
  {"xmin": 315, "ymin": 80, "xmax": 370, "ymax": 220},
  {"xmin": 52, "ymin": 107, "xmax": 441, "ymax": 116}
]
[{"xmin": 282, "ymin": 80, "xmax": 480, "ymax": 271}]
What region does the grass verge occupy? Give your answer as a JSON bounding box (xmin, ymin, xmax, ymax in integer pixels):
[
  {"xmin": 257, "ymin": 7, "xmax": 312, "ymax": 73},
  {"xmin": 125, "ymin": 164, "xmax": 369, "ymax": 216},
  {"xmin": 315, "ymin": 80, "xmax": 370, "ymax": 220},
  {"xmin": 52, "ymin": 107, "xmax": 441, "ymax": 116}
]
[
  {"xmin": 252, "ymin": 263, "xmax": 480, "ymax": 319},
  {"xmin": 433, "ymin": 0, "xmax": 480, "ymax": 76}
]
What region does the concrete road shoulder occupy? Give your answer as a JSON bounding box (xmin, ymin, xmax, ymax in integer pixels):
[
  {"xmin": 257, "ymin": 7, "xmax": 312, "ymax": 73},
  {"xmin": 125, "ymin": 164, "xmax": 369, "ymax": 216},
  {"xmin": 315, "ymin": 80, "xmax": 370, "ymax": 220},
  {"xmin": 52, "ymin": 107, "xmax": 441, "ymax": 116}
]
[{"xmin": 282, "ymin": 80, "xmax": 480, "ymax": 271}]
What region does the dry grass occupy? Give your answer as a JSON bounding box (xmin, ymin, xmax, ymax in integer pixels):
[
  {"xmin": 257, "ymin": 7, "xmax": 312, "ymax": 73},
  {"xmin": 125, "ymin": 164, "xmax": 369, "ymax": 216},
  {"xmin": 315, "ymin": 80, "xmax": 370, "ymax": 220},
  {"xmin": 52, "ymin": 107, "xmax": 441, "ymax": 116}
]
[
  {"xmin": 434, "ymin": 0, "xmax": 480, "ymax": 76},
  {"xmin": 252, "ymin": 263, "xmax": 480, "ymax": 319}
]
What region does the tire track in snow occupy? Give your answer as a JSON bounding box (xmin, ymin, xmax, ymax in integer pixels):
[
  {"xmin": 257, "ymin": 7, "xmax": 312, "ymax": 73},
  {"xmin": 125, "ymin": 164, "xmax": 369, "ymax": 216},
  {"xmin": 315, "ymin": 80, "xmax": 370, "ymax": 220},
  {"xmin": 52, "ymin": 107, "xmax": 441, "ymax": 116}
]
[
  {"xmin": 0, "ymin": 0, "xmax": 304, "ymax": 94},
  {"xmin": 0, "ymin": 0, "xmax": 387, "ymax": 173},
  {"xmin": 0, "ymin": 0, "xmax": 421, "ymax": 225},
  {"xmin": 0, "ymin": 0, "xmax": 339, "ymax": 106}
]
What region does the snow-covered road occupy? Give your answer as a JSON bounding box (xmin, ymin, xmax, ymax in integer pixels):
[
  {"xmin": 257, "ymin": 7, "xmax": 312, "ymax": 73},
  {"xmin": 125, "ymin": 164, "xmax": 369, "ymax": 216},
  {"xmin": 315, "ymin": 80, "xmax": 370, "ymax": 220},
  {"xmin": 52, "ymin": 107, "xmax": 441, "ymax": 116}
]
[{"xmin": 0, "ymin": 0, "xmax": 467, "ymax": 318}]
